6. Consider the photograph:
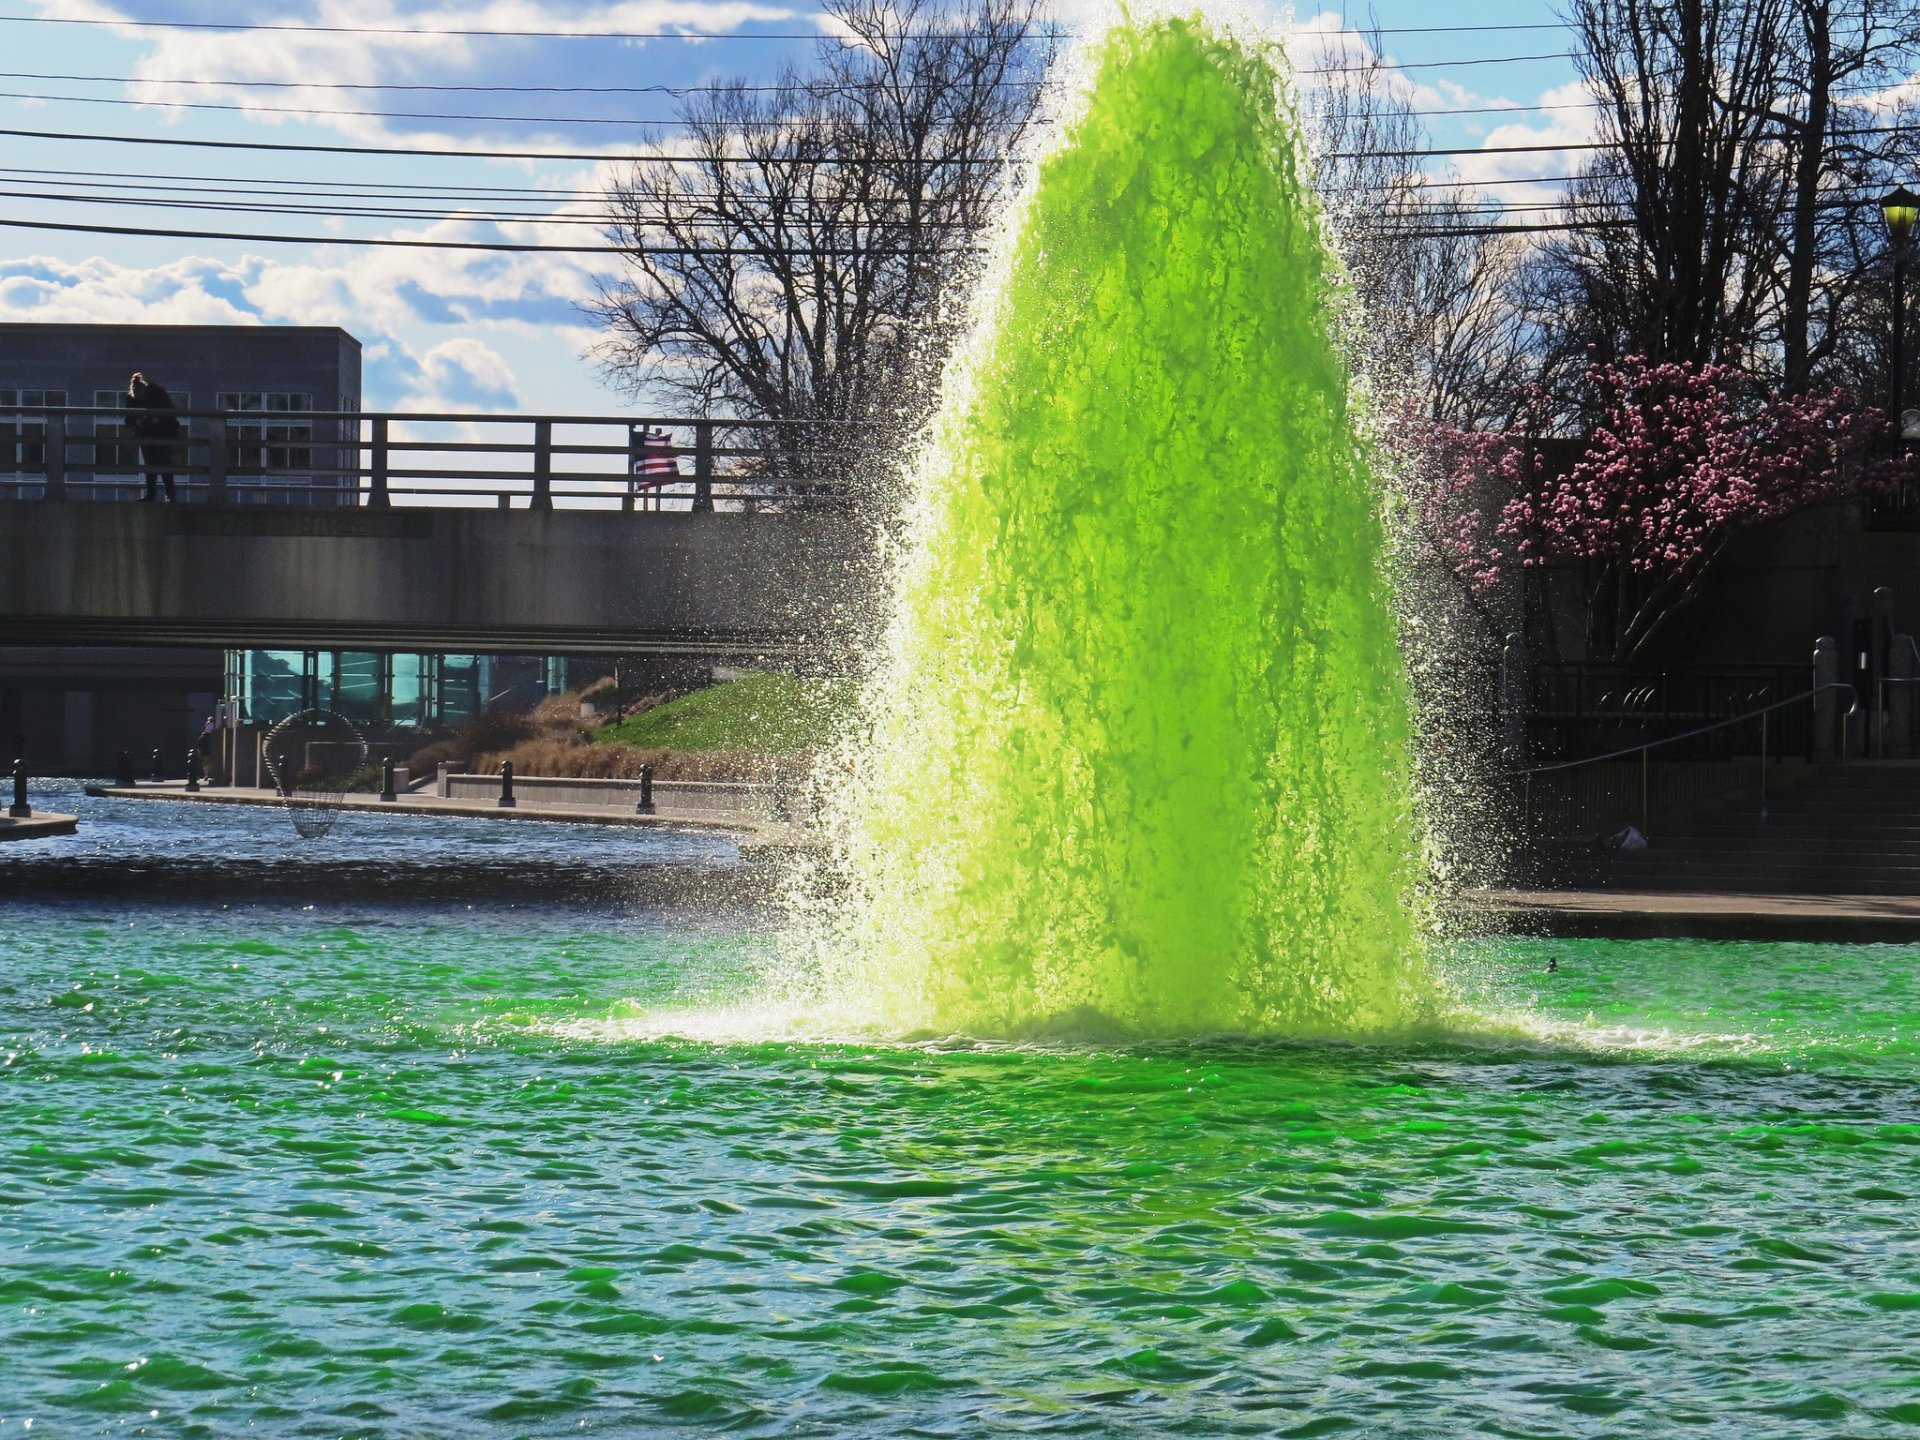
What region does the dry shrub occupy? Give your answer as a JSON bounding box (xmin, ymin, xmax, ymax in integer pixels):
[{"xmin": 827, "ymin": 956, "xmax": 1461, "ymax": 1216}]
[{"xmin": 405, "ymin": 687, "xmax": 796, "ymax": 784}]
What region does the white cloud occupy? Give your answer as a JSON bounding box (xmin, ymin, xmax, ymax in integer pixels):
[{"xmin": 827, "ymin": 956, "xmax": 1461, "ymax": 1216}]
[
  {"xmin": 29, "ymin": 0, "xmax": 814, "ymax": 147},
  {"xmin": 1451, "ymin": 80, "xmax": 1603, "ymax": 210}
]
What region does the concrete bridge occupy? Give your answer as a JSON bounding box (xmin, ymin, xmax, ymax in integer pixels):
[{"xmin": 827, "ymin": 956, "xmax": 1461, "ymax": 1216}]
[
  {"xmin": 0, "ymin": 501, "xmax": 865, "ymax": 656},
  {"xmin": 0, "ymin": 407, "xmax": 868, "ymax": 656}
]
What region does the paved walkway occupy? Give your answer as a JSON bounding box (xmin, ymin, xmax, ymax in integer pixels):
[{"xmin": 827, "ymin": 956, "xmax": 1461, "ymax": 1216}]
[
  {"xmin": 0, "ymin": 812, "xmax": 78, "ymax": 841},
  {"xmin": 85, "ymin": 783, "xmax": 809, "ymax": 852},
  {"xmin": 1467, "ymin": 888, "xmax": 1920, "ymax": 942}
]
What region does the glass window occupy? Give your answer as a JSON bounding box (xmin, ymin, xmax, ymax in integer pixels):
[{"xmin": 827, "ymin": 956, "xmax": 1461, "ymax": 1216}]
[
  {"xmin": 0, "ymin": 390, "xmax": 66, "ymax": 479},
  {"xmin": 391, "ymin": 654, "xmax": 424, "ymax": 727},
  {"xmin": 247, "ymin": 651, "xmax": 307, "ymax": 726},
  {"xmin": 335, "ymin": 652, "xmax": 383, "ymax": 724},
  {"xmin": 440, "ymin": 655, "xmax": 480, "ymax": 727}
]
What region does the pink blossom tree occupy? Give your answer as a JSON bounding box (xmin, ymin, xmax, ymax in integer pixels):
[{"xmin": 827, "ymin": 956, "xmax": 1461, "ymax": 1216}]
[{"xmin": 1406, "ymin": 357, "xmax": 1906, "ymax": 661}]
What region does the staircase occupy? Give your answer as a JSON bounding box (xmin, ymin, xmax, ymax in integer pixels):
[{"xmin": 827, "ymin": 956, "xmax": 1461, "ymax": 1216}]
[{"xmin": 1541, "ymin": 762, "xmax": 1920, "ymax": 895}]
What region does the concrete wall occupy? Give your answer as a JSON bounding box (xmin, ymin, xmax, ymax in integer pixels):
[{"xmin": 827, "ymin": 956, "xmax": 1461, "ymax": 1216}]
[
  {"xmin": 1524, "ymin": 502, "xmax": 1920, "ymax": 669},
  {"xmin": 441, "ymin": 771, "xmax": 788, "ymax": 820},
  {"xmin": 0, "ymin": 503, "xmax": 866, "ymax": 656},
  {"xmin": 0, "ymin": 646, "xmax": 221, "ymax": 775}
]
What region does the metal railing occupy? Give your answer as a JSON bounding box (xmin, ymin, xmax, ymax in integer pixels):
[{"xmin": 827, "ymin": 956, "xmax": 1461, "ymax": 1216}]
[
  {"xmin": 0, "ymin": 406, "xmax": 869, "ymax": 512},
  {"xmin": 1514, "ymin": 681, "xmax": 1859, "ymax": 842},
  {"xmin": 1526, "ymin": 661, "xmax": 1812, "ymax": 762}
]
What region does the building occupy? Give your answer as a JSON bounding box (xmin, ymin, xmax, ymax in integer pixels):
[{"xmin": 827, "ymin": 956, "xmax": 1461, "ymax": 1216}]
[
  {"xmin": 227, "ymin": 650, "xmax": 567, "ymax": 733},
  {"xmin": 0, "ymin": 322, "xmax": 360, "ymax": 505},
  {"xmin": 0, "ymin": 323, "xmax": 591, "ymax": 776}
]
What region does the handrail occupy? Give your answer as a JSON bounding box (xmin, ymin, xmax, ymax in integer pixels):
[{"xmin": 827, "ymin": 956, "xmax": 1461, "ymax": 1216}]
[
  {"xmin": 1515, "ymin": 681, "xmax": 1855, "ymax": 777},
  {"xmin": 0, "ymin": 404, "xmax": 877, "ymax": 428}
]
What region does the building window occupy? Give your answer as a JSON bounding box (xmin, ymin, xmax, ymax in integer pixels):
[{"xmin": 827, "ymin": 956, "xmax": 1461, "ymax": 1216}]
[
  {"xmin": 0, "ymin": 389, "xmax": 67, "ymax": 481},
  {"xmin": 219, "ymin": 392, "xmax": 313, "ymax": 503}
]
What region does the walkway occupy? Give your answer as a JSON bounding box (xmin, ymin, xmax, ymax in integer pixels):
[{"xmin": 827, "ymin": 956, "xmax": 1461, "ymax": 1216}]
[
  {"xmin": 1466, "ymin": 888, "xmax": 1920, "ymax": 942},
  {"xmin": 0, "ymin": 812, "xmax": 77, "ymax": 841},
  {"xmin": 85, "ymin": 783, "xmax": 807, "ymax": 855}
]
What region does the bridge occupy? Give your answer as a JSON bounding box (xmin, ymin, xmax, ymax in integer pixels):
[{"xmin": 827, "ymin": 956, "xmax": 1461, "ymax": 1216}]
[{"xmin": 0, "ymin": 409, "xmax": 868, "ymax": 656}]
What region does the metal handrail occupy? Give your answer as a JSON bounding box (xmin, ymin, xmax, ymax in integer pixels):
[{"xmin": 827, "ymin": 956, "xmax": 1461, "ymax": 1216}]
[
  {"xmin": 1515, "ymin": 681, "xmax": 1854, "ymax": 776},
  {"xmin": 1516, "ymin": 681, "xmax": 1858, "ymax": 838}
]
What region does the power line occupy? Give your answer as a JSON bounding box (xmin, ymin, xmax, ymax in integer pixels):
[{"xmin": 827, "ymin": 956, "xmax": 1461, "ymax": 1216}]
[
  {"xmin": 0, "ymin": 12, "xmax": 1571, "ymax": 41},
  {"xmin": 0, "ymin": 13, "xmax": 1054, "ymax": 42},
  {"xmin": 0, "ymin": 125, "xmax": 1009, "ymax": 165},
  {"xmin": 0, "ymin": 214, "xmax": 981, "ymax": 255},
  {"xmin": 0, "ymin": 120, "xmax": 1909, "ymax": 170}
]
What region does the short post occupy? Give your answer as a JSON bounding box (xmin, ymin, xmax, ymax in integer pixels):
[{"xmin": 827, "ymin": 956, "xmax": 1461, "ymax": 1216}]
[
  {"xmin": 497, "ymin": 759, "xmax": 517, "ymax": 809},
  {"xmin": 368, "ymin": 416, "xmax": 390, "ymax": 509},
  {"xmin": 1891, "ymin": 633, "xmax": 1916, "ymax": 760},
  {"xmin": 9, "ymin": 759, "xmax": 29, "ymax": 818},
  {"xmin": 636, "ymin": 763, "xmax": 655, "ymax": 815},
  {"xmin": 692, "ymin": 421, "xmax": 714, "ymax": 513},
  {"xmin": 1641, "ymin": 747, "xmax": 1649, "ymax": 834},
  {"xmin": 1498, "ymin": 631, "xmax": 1530, "ymax": 763},
  {"xmin": 1813, "ymin": 636, "xmax": 1839, "ymax": 762},
  {"xmin": 116, "ymin": 750, "xmax": 135, "ymax": 788},
  {"xmin": 1759, "ymin": 710, "xmax": 1769, "ymax": 820},
  {"xmin": 531, "ymin": 419, "xmax": 554, "ymax": 511},
  {"xmin": 150, "ymin": 748, "xmax": 164, "ymax": 783},
  {"xmin": 184, "ymin": 748, "xmax": 201, "ymax": 793},
  {"xmin": 381, "ymin": 757, "xmax": 397, "ymax": 803},
  {"xmin": 43, "ymin": 415, "xmax": 65, "ymax": 501},
  {"xmin": 206, "ymin": 420, "xmax": 229, "ymax": 505}
]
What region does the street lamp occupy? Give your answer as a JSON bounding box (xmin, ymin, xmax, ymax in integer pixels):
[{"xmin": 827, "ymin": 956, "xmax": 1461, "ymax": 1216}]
[{"xmin": 1882, "ymin": 185, "xmax": 1919, "ymax": 436}]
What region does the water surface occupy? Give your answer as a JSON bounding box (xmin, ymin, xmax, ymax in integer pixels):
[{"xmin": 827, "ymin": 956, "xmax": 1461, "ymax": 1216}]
[{"xmin": 5, "ymin": 788, "xmax": 1920, "ymax": 1436}]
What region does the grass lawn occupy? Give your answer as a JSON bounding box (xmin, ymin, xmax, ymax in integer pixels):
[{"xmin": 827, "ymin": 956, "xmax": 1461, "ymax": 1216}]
[{"xmin": 594, "ymin": 671, "xmax": 856, "ymax": 754}]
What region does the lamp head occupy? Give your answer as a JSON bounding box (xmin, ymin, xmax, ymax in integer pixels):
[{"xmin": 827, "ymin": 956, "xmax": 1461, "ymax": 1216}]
[{"xmin": 1884, "ymin": 185, "xmax": 1920, "ymax": 245}]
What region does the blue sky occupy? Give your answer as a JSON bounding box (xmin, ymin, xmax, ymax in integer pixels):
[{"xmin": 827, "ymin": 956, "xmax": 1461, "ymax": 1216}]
[{"xmin": 0, "ymin": 0, "xmax": 1595, "ymax": 416}]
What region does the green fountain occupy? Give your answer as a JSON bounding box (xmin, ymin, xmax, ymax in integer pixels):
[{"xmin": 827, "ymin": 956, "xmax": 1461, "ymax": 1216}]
[{"xmin": 814, "ymin": 16, "xmax": 1431, "ymax": 1038}]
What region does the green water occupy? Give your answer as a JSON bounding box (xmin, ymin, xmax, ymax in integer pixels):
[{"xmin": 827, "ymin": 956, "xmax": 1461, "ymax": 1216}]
[
  {"xmin": 819, "ymin": 18, "xmax": 1422, "ymax": 1037},
  {"xmin": 7, "ymin": 883, "xmax": 1920, "ymax": 1436}
]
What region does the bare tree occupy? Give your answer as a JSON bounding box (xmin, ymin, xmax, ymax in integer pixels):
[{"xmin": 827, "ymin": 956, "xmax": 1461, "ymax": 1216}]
[
  {"xmin": 588, "ymin": 0, "xmax": 1050, "ymax": 494},
  {"xmin": 1772, "ymin": 0, "xmax": 1920, "ymax": 387},
  {"xmin": 1539, "ymin": 0, "xmax": 1793, "ymax": 372},
  {"xmin": 1304, "ymin": 26, "xmax": 1531, "ymax": 428}
]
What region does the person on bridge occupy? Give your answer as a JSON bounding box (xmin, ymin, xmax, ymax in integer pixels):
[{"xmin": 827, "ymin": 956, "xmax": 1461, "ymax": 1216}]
[{"xmin": 126, "ymin": 372, "xmax": 183, "ymax": 502}]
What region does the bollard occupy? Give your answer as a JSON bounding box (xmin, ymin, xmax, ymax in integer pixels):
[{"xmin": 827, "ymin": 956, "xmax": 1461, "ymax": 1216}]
[
  {"xmin": 636, "ymin": 763, "xmax": 656, "ymax": 816},
  {"xmin": 497, "ymin": 759, "xmax": 517, "ymax": 809},
  {"xmin": 381, "ymin": 757, "xmax": 397, "ymax": 803},
  {"xmin": 184, "ymin": 748, "xmax": 201, "ymax": 793},
  {"xmin": 116, "ymin": 750, "xmax": 135, "ymax": 789},
  {"xmin": 151, "ymin": 748, "xmax": 165, "ymax": 783},
  {"xmin": 8, "ymin": 759, "xmax": 29, "ymax": 819}
]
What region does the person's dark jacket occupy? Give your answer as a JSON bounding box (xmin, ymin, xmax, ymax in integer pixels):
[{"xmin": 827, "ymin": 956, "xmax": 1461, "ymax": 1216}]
[{"xmin": 127, "ymin": 383, "xmax": 183, "ymax": 440}]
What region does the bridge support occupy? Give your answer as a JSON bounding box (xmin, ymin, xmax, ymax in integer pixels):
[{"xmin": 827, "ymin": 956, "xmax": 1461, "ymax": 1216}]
[
  {"xmin": 368, "ymin": 417, "xmax": 390, "ymax": 509},
  {"xmin": 43, "ymin": 417, "xmax": 65, "ymax": 501},
  {"xmin": 532, "ymin": 421, "xmax": 554, "ymax": 511}
]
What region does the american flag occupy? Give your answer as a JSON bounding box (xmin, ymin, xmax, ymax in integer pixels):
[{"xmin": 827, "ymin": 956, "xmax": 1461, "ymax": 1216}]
[{"xmin": 629, "ymin": 426, "xmax": 681, "ymax": 493}]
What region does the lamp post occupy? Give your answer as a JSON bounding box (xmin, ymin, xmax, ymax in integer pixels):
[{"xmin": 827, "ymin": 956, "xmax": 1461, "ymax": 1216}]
[{"xmin": 1882, "ymin": 185, "xmax": 1919, "ymax": 433}]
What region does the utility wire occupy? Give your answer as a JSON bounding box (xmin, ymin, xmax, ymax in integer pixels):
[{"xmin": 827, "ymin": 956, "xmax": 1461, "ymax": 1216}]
[
  {"xmin": 0, "ymin": 122, "xmax": 1909, "ymax": 167},
  {"xmin": 0, "ymin": 215, "xmax": 973, "ymax": 254},
  {"xmin": 0, "ymin": 12, "xmax": 1569, "ymax": 41}
]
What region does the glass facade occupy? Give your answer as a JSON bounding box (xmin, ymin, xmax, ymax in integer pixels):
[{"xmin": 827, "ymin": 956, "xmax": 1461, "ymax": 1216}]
[{"xmin": 225, "ymin": 650, "xmax": 566, "ymax": 730}]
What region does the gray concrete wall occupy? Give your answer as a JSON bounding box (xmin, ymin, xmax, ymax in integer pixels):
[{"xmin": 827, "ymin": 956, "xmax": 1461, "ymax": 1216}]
[
  {"xmin": 442, "ymin": 771, "xmax": 786, "ymax": 819},
  {"xmin": 0, "ymin": 502, "xmax": 864, "ymax": 655},
  {"xmin": 0, "ymin": 646, "xmax": 222, "ymax": 774}
]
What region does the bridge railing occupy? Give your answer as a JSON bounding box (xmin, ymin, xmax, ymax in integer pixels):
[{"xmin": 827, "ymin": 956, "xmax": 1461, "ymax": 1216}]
[{"xmin": 0, "ymin": 407, "xmax": 870, "ymax": 512}]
